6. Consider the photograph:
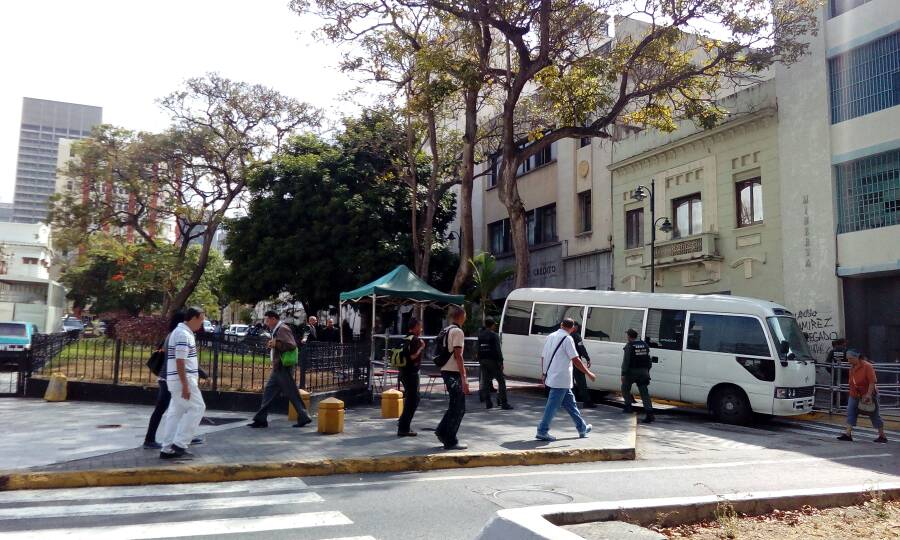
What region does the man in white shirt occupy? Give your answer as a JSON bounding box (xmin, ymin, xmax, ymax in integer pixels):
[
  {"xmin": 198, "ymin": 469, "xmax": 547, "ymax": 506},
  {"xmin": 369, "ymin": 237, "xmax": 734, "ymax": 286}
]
[
  {"xmin": 159, "ymin": 307, "xmax": 207, "ymax": 459},
  {"xmin": 435, "ymin": 305, "xmax": 470, "ymax": 450},
  {"xmin": 536, "ymin": 318, "xmax": 597, "ymax": 442}
]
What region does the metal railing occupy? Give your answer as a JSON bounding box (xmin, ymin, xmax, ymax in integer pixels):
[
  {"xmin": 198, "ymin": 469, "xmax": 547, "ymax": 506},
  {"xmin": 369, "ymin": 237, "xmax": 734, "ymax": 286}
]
[
  {"xmin": 815, "ymin": 358, "xmax": 900, "ymax": 414},
  {"xmin": 27, "ymin": 332, "xmax": 370, "ymax": 395}
]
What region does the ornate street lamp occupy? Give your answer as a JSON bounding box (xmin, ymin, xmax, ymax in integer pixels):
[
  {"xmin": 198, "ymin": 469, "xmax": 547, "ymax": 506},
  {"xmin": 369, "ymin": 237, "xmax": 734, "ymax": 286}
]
[{"xmin": 631, "ymin": 179, "xmax": 672, "ymax": 293}]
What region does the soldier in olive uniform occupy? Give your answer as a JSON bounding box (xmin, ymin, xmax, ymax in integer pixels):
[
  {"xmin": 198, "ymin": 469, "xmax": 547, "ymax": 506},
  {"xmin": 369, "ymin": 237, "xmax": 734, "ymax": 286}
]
[{"xmin": 622, "ymin": 328, "xmax": 655, "ymax": 424}]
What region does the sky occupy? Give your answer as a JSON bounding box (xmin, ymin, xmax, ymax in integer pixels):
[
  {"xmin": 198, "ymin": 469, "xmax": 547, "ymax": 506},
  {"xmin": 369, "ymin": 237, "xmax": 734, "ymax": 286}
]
[{"xmin": 0, "ymin": 0, "xmax": 367, "ymax": 204}]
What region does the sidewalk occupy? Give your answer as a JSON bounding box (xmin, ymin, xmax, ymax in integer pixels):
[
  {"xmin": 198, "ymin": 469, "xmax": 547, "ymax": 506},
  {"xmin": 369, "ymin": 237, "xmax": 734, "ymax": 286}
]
[{"xmin": 1, "ymin": 393, "xmax": 635, "ymax": 490}]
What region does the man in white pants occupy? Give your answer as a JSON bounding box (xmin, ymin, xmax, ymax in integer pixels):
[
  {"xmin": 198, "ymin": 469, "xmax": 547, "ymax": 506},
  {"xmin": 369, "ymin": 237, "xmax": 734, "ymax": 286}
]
[{"xmin": 159, "ymin": 307, "xmax": 206, "ymax": 459}]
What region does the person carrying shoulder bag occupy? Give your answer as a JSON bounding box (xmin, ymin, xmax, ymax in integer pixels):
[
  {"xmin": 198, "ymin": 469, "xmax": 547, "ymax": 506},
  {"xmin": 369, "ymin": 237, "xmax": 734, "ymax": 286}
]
[{"xmin": 838, "ymin": 349, "xmax": 888, "ymax": 443}]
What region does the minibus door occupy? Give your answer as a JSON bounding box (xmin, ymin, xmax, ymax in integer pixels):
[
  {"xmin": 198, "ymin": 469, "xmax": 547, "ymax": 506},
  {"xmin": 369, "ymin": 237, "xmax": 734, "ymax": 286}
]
[{"xmin": 644, "ymin": 309, "xmax": 686, "ymax": 402}]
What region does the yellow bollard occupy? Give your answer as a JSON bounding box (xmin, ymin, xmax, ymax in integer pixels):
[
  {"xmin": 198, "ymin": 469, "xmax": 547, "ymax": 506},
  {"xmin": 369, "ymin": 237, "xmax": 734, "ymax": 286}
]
[
  {"xmin": 43, "ymin": 373, "xmax": 67, "ymax": 402},
  {"xmin": 381, "ymin": 388, "xmax": 403, "ymax": 419},
  {"xmin": 289, "ymin": 389, "xmax": 312, "ymax": 421},
  {"xmin": 317, "ymin": 397, "xmax": 344, "ymax": 434}
]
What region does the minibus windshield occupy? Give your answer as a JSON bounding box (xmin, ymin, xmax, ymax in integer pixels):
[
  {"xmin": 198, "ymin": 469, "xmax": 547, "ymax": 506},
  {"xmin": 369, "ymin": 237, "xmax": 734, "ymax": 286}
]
[{"xmin": 767, "ymin": 317, "xmax": 814, "ymax": 361}]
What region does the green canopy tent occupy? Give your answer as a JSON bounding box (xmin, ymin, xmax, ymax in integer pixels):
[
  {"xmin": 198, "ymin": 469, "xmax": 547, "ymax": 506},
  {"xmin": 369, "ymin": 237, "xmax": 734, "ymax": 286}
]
[{"xmin": 338, "ymin": 265, "xmax": 464, "ymax": 392}]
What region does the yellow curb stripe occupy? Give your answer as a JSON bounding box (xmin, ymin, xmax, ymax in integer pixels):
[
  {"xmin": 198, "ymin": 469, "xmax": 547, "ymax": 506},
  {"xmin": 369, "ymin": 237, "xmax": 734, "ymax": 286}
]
[{"xmin": 0, "ymin": 447, "xmax": 635, "ymax": 492}]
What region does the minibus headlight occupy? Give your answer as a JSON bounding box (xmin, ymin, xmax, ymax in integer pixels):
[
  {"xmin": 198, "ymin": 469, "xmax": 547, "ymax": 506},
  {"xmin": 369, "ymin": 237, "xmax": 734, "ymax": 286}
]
[{"xmin": 775, "ymin": 387, "xmax": 796, "ymax": 399}]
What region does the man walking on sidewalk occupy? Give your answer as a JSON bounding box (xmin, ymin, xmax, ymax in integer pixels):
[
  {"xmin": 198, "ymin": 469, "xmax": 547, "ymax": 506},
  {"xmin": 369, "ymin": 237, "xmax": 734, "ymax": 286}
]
[
  {"xmin": 435, "ymin": 305, "xmax": 469, "ymax": 450},
  {"xmin": 536, "ymin": 318, "xmax": 596, "ymax": 442},
  {"xmin": 397, "ymin": 317, "xmax": 426, "ymax": 437},
  {"xmin": 478, "ymin": 318, "xmax": 512, "ymax": 410},
  {"xmin": 159, "ymin": 307, "xmax": 206, "ymax": 460},
  {"xmin": 248, "ymin": 311, "xmax": 312, "ymax": 428},
  {"xmin": 622, "ymin": 329, "xmax": 655, "ymax": 423}
]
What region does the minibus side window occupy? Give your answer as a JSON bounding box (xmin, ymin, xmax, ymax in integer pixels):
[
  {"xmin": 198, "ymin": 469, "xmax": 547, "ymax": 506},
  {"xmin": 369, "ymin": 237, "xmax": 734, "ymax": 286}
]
[
  {"xmin": 645, "ymin": 309, "xmax": 685, "ymax": 350},
  {"xmin": 502, "ymin": 300, "xmax": 533, "ymax": 336},
  {"xmin": 531, "ymin": 304, "xmax": 583, "ymax": 335},
  {"xmin": 585, "ymin": 307, "xmax": 645, "ymax": 342},
  {"xmin": 686, "ymin": 314, "xmax": 770, "ymax": 357}
]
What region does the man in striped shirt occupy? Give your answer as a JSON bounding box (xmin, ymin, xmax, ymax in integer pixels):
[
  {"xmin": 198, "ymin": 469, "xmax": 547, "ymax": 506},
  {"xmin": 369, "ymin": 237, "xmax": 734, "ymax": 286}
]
[{"xmin": 159, "ymin": 307, "xmax": 206, "ymax": 459}]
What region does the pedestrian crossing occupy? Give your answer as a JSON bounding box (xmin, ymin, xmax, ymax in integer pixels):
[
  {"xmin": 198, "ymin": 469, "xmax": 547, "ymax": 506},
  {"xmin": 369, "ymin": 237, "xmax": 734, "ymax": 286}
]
[{"xmin": 0, "ymin": 477, "xmax": 376, "ymax": 540}]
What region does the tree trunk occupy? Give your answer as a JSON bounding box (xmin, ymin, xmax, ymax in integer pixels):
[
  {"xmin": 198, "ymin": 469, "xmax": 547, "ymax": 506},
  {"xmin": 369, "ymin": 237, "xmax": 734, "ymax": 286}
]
[
  {"xmin": 498, "ymin": 158, "xmax": 529, "ymax": 289},
  {"xmin": 452, "ymin": 88, "xmax": 478, "ymax": 294},
  {"xmin": 166, "ymin": 221, "xmax": 218, "ymax": 319},
  {"xmin": 418, "ymin": 111, "xmax": 441, "ymax": 280},
  {"xmin": 405, "ymin": 110, "xmax": 422, "ymax": 276}
]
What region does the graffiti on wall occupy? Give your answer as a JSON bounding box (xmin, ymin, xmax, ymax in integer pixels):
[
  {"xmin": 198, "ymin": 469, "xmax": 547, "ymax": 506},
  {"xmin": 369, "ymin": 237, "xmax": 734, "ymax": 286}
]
[{"xmin": 796, "ymin": 308, "xmax": 839, "ymax": 361}]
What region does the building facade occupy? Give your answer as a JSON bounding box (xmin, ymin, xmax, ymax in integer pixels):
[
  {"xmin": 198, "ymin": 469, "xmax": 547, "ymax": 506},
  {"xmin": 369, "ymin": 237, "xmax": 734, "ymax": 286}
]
[
  {"xmin": 0, "ymin": 222, "xmax": 65, "ymax": 332},
  {"xmin": 610, "ymin": 81, "xmax": 783, "ymax": 304},
  {"xmin": 13, "ymin": 98, "xmax": 102, "ymax": 224},
  {"xmin": 775, "ymin": 0, "xmax": 900, "ymax": 362},
  {"xmin": 477, "ymin": 135, "xmax": 616, "ymax": 300}
]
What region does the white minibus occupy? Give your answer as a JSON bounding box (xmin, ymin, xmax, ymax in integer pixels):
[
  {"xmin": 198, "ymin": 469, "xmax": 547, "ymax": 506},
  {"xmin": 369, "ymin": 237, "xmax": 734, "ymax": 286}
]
[{"xmin": 500, "ymin": 289, "xmax": 816, "ymax": 424}]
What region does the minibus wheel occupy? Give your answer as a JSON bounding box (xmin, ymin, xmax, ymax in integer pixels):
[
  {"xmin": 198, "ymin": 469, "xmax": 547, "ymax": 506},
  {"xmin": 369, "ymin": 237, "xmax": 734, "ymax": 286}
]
[{"xmin": 710, "ymin": 385, "xmax": 752, "ymax": 425}]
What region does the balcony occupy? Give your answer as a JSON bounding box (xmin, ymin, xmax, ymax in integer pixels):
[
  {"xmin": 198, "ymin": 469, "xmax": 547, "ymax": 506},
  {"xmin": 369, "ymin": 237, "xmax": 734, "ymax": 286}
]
[{"xmin": 644, "ymin": 232, "xmax": 721, "ymax": 268}]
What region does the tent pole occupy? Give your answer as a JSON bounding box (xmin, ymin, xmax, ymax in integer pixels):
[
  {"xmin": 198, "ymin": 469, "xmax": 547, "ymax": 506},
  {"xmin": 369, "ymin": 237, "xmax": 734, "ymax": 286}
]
[
  {"xmin": 368, "ymin": 294, "xmax": 376, "ymax": 396},
  {"xmin": 338, "ymin": 301, "xmax": 343, "ymax": 344}
]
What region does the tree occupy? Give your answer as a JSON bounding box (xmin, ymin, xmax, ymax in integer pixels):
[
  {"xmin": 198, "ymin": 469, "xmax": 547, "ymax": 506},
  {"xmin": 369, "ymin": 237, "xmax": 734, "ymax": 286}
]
[
  {"xmin": 467, "ymin": 252, "xmax": 515, "ymax": 324},
  {"xmin": 403, "ymin": 0, "xmax": 818, "ymax": 287},
  {"xmin": 295, "ymin": 0, "xmax": 496, "ymax": 292},
  {"xmin": 223, "ymin": 118, "xmax": 457, "ymax": 314},
  {"xmin": 51, "ymin": 74, "xmax": 320, "ymax": 317}
]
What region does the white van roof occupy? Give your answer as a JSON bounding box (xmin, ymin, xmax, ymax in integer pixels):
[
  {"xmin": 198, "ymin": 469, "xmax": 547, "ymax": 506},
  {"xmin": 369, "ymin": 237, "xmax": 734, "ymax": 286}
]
[{"xmin": 506, "ymin": 288, "xmax": 790, "ymax": 319}]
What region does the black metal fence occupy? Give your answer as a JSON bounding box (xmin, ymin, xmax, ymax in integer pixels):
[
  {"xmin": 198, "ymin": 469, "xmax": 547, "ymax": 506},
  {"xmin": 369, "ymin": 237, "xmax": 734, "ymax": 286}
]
[{"xmin": 27, "ymin": 332, "xmax": 370, "ymax": 395}]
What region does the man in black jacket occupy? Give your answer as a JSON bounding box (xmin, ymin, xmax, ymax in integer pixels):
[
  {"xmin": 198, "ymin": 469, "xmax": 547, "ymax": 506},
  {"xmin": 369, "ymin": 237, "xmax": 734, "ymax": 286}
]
[
  {"xmin": 478, "ymin": 318, "xmax": 513, "ymax": 410},
  {"xmin": 622, "ymin": 328, "xmax": 654, "ymax": 423},
  {"xmin": 571, "ymin": 323, "xmax": 597, "ymax": 408}
]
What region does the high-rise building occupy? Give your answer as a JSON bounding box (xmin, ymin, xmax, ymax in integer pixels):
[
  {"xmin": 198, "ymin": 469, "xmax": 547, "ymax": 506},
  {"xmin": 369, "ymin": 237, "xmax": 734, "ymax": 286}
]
[{"xmin": 13, "ymin": 98, "xmax": 102, "ymax": 224}]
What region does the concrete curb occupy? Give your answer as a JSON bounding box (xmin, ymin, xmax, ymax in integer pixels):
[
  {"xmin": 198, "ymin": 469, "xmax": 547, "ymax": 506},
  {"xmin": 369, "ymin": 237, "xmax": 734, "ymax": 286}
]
[
  {"xmin": 0, "ymin": 445, "xmax": 635, "ymax": 492},
  {"xmin": 475, "ymin": 482, "xmax": 900, "ymax": 539}
]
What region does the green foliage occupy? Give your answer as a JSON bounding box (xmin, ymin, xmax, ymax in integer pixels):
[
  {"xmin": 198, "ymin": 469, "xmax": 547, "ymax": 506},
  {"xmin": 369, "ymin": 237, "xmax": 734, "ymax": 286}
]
[
  {"xmin": 62, "ymin": 235, "xmax": 228, "ymax": 316},
  {"xmin": 467, "ymin": 252, "xmax": 515, "ymax": 324},
  {"xmin": 223, "ymin": 112, "xmax": 457, "ymax": 313}
]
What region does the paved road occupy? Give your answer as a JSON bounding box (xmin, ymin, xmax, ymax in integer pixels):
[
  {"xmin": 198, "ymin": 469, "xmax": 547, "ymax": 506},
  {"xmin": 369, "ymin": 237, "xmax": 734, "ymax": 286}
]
[{"xmin": 1, "ymin": 407, "xmax": 896, "ymax": 540}]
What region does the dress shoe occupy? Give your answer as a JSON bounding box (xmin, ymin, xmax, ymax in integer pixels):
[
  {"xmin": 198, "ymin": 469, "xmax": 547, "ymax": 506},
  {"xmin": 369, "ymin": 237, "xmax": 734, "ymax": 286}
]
[
  {"xmin": 293, "ymin": 418, "xmax": 312, "ymax": 428},
  {"xmin": 247, "ymin": 420, "xmax": 268, "ymax": 428}
]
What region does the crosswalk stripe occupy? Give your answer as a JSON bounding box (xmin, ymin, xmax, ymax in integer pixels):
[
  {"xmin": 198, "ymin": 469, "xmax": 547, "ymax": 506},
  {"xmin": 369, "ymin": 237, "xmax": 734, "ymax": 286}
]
[
  {"xmin": 0, "ymin": 511, "xmax": 352, "ymax": 540},
  {"xmin": 319, "ymin": 537, "xmax": 378, "ymax": 540},
  {"xmin": 0, "ymin": 477, "xmax": 308, "ymax": 505},
  {"xmin": 0, "ymin": 492, "xmax": 322, "ymax": 521}
]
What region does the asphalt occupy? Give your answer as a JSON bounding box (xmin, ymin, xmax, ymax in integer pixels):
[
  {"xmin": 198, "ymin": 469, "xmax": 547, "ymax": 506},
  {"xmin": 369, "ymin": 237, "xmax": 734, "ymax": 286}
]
[{"xmin": 1, "ymin": 409, "xmax": 897, "ymax": 540}]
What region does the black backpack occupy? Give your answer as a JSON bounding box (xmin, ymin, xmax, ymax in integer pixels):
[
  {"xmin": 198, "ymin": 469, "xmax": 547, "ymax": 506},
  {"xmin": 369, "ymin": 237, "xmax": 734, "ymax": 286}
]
[{"xmin": 432, "ymin": 325, "xmax": 458, "ymax": 368}]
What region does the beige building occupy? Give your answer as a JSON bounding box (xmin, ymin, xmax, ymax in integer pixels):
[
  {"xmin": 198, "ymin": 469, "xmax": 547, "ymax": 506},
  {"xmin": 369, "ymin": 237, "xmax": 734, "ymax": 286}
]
[
  {"xmin": 476, "ymin": 135, "xmax": 617, "ymax": 299},
  {"xmin": 610, "ymin": 81, "xmax": 783, "ymax": 303}
]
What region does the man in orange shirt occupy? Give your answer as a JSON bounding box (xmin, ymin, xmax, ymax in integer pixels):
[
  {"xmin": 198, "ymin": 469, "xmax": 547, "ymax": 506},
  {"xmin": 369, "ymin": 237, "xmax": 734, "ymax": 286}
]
[{"xmin": 837, "ymin": 349, "xmax": 887, "ymax": 443}]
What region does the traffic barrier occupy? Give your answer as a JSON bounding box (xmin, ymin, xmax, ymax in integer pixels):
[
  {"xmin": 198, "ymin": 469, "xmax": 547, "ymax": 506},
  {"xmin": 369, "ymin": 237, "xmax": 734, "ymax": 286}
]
[
  {"xmin": 381, "ymin": 388, "xmax": 403, "ymax": 418},
  {"xmin": 318, "ymin": 397, "xmax": 344, "ymax": 434},
  {"xmin": 43, "ymin": 372, "xmax": 67, "ymax": 402}
]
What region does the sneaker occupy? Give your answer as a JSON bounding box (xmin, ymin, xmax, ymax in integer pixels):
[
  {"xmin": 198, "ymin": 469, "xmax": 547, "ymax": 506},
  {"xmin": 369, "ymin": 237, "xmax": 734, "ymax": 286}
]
[
  {"xmin": 535, "ymin": 432, "xmax": 557, "ymax": 442},
  {"xmin": 443, "ymin": 442, "xmax": 469, "ymax": 450},
  {"xmin": 293, "ymin": 418, "xmax": 312, "ymax": 428},
  {"xmin": 622, "ymin": 407, "xmax": 634, "ymax": 414},
  {"xmin": 397, "ymin": 431, "xmax": 418, "ymax": 437},
  {"xmin": 837, "ymin": 433, "xmax": 853, "ymax": 442},
  {"xmin": 247, "ymin": 421, "xmax": 268, "ymax": 428},
  {"xmin": 190, "ymin": 437, "xmax": 204, "ymax": 445},
  {"xmin": 143, "ymin": 441, "xmax": 162, "ymax": 450},
  {"xmin": 874, "ymin": 435, "xmax": 888, "ymax": 443},
  {"xmin": 485, "ymin": 401, "xmax": 494, "ymax": 410},
  {"xmin": 500, "ymin": 403, "xmax": 514, "ymax": 410},
  {"xmin": 579, "ymin": 424, "xmax": 593, "ymax": 438},
  {"xmin": 639, "ymin": 415, "xmax": 655, "ymax": 424}
]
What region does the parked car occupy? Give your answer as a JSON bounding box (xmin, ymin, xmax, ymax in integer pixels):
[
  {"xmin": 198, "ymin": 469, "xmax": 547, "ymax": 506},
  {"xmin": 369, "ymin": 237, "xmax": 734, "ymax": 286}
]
[
  {"xmin": 0, "ymin": 322, "xmax": 37, "ymax": 352},
  {"xmin": 61, "ymin": 316, "xmax": 85, "ymax": 334},
  {"xmin": 225, "ymin": 324, "xmax": 249, "ymax": 337}
]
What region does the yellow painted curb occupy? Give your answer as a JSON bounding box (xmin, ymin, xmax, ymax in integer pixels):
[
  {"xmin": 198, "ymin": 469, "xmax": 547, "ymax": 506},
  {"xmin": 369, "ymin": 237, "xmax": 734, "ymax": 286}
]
[{"xmin": 0, "ymin": 446, "xmax": 635, "ymax": 492}]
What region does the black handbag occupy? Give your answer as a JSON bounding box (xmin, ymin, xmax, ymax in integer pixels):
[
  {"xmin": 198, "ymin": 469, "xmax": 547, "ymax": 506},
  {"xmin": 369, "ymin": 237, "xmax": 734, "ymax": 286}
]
[{"xmin": 146, "ymin": 333, "xmax": 170, "ymax": 376}]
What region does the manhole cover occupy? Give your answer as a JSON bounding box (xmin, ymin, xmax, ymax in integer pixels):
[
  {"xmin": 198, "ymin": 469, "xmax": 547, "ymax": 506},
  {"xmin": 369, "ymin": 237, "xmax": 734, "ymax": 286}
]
[
  {"xmin": 493, "ymin": 488, "xmax": 574, "ymax": 506},
  {"xmin": 96, "ymin": 424, "xmax": 122, "ymax": 429}
]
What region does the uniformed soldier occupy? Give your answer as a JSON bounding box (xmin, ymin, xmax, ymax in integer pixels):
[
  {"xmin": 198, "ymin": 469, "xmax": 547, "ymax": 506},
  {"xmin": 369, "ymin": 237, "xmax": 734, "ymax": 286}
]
[
  {"xmin": 622, "ymin": 328, "xmax": 655, "ymax": 423},
  {"xmin": 571, "ymin": 323, "xmax": 597, "ymax": 408},
  {"xmin": 477, "ymin": 319, "xmax": 513, "ymax": 410}
]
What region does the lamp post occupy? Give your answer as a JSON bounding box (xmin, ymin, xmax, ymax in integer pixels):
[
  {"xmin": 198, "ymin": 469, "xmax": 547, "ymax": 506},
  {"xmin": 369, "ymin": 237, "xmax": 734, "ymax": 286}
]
[{"xmin": 632, "ymin": 178, "xmax": 673, "ymax": 293}]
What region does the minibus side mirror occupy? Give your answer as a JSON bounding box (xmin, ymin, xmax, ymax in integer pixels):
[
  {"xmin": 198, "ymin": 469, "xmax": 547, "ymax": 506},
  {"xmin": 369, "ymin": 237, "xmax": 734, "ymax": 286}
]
[{"xmin": 780, "ymin": 340, "xmax": 790, "ymax": 355}]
